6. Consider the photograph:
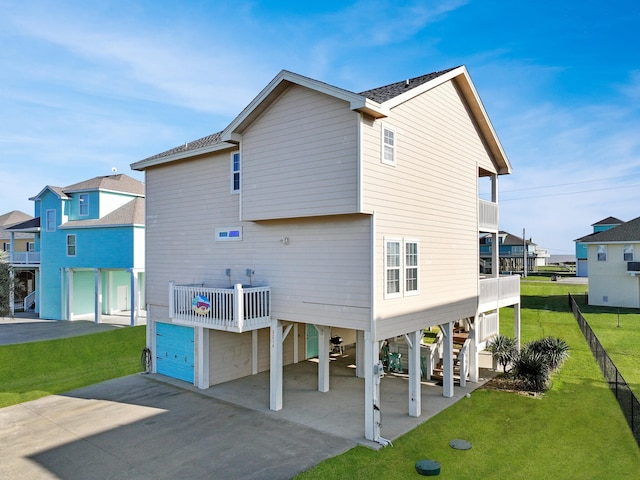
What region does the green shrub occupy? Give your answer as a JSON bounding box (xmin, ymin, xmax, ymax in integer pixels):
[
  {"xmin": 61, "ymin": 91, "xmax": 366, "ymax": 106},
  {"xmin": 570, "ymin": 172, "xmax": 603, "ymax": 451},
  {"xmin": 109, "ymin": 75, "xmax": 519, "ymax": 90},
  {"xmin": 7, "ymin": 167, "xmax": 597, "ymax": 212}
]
[
  {"xmin": 526, "ymin": 336, "xmax": 570, "ymax": 371},
  {"xmin": 512, "ymin": 348, "xmax": 550, "ymax": 392},
  {"xmin": 487, "ymin": 334, "xmax": 518, "ymax": 373}
]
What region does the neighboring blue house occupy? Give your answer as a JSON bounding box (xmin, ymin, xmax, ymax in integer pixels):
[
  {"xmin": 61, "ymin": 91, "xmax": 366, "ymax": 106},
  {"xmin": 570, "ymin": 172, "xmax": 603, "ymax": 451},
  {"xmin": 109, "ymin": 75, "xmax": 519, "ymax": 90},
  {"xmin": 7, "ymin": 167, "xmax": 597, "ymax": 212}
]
[
  {"xmin": 479, "ymin": 230, "xmax": 539, "ymax": 274},
  {"xmin": 7, "ymin": 174, "xmax": 146, "ymax": 324},
  {"xmin": 574, "ymin": 217, "xmax": 624, "ymax": 277}
]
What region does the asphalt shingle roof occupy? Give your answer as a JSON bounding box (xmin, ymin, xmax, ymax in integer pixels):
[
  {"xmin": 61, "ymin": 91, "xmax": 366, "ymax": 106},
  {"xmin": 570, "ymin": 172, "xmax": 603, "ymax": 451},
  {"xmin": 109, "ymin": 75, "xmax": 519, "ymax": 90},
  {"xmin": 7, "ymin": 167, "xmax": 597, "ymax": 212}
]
[
  {"xmin": 592, "ymin": 216, "xmax": 624, "ymax": 226},
  {"xmin": 579, "ymin": 216, "xmax": 640, "ymax": 243},
  {"xmin": 61, "ymin": 198, "xmax": 145, "ymax": 228},
  {"xmin": 140, "ymin": 67, "xmax": 458, "ymax": 164},
  {"xmin": 63, "ymin": 174, "xmax": 144, "ymax": 196}
]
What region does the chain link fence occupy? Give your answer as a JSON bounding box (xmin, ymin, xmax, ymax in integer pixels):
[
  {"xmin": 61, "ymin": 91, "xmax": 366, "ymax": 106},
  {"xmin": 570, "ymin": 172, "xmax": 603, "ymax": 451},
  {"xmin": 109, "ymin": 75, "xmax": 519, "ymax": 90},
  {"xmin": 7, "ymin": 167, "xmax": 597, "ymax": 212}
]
[{"xmin": 568, "ymin": 294, "xmax": 640, "ymax": 446}]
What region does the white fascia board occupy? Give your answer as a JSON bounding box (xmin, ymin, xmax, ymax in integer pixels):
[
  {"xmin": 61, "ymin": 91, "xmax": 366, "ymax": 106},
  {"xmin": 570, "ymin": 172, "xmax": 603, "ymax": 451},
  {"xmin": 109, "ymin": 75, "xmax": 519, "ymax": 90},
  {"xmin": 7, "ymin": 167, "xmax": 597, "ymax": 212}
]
[
  {"xmin": 130, "ymin": 141, "xmax": 237, "ymax": 171},
  {"xmin": 220, "ymin": 70, "xmax": 388, "ymax": 142}
]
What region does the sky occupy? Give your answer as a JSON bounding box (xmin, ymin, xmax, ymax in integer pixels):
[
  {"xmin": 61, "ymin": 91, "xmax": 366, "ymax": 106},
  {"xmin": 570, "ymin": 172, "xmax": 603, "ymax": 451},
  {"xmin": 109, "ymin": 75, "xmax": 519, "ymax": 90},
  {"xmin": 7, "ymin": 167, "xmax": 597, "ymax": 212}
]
[{"xmin": 1, "ymin": 0, "xmax": 639, "ymax": 256}]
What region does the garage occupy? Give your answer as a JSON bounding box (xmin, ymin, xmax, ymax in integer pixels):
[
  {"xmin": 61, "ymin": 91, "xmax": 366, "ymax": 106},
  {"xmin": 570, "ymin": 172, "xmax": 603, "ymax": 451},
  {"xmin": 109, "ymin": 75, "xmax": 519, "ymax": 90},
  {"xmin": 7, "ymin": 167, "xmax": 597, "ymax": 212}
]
[{"xmin": 155, "ymin": 322, "xmax": 194, "ymax": 383}]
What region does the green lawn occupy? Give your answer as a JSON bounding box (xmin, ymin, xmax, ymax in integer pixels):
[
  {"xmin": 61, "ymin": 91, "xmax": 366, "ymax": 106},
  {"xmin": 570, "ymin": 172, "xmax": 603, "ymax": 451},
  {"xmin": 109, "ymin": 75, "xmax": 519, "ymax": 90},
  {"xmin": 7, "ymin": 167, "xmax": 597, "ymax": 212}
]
[
  {"xmin": 295, "ymin": 280, "xmax": 640, "ymax": 479},
  {"xmin": 0, "ymin": 326, "xmax": 145, "ymax": 408},
  {"xmin": 572, "ymin": 299, "xmax": 640, "ymax": 394}
]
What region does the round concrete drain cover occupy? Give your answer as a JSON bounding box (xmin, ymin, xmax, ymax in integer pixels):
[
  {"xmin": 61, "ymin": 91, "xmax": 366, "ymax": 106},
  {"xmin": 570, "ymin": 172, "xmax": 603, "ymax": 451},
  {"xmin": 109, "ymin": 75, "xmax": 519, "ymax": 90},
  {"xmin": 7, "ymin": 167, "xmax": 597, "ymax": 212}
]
[
  {"xmin": 449, "ymin": 439, "xmax": 472, "ymax": 450},
  {"xmin": 415, "ymin": 459, "xmax": 440, "ymax": 476}
]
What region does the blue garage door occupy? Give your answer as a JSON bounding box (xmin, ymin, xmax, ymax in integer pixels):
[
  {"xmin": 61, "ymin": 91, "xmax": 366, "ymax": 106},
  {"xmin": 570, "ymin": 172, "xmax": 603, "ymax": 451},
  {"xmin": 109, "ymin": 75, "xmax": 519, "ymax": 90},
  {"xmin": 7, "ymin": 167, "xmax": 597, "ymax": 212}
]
[{"xmin": 156, "ymin": 322, "xmax": 194, "ymax": 383}]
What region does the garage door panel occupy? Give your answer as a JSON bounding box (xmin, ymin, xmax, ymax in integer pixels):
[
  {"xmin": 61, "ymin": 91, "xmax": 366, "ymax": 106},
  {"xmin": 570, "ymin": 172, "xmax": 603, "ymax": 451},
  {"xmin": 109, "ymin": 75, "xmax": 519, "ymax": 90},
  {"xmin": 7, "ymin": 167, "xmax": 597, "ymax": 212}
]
[{"xmin": 156, "ymin": 322, "xmax": 194, "ymax": 383}]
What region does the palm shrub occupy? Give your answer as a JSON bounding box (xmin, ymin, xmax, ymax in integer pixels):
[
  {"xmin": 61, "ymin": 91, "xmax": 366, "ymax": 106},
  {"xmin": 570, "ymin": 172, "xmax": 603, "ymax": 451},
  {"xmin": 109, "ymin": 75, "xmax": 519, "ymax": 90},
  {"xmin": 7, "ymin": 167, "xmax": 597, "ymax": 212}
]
[
  {"xmin": 512, "ymin": 347, "xmax": 550, "ymax": 392},
  {"xmin": 526, "ymin": 336, "xmax": 570, "ymax": 371},
  {"xmin": 487, "ymin": 334, "xmax": 518, "ymax": 373}
]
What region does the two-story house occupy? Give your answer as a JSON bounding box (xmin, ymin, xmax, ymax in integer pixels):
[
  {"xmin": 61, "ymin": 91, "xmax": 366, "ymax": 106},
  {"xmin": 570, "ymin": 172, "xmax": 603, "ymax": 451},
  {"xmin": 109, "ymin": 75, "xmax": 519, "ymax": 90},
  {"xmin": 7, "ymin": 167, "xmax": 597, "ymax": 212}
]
[
  {"xmin": 479, "ymin": 230, "xmax": 540, "ymax": 274},
  {"xmin": 131, "ymin": 66, "xmax": 521, "ymax": 443},
  {"xmin": 6, "ymin": 174, "xmax": 146, "ymax": 324},
  {"xmin": 574, "ymin": 217, "xmax": 624, "ymax": 277},
  {"xmin": 579, "ymin": 216, "xmax": 640, "ymax": 308},
  {"xmin": 1, "ymin": 210, "xmax": 37, "ymax": 313}
]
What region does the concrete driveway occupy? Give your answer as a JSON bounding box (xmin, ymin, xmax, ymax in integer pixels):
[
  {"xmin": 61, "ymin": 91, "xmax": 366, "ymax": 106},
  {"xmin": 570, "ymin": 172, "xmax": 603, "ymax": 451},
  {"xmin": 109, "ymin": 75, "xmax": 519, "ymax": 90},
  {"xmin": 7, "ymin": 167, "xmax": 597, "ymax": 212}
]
[{"xmin": 0, "ymin": 375, "xmax": 354, "ymax": 480}]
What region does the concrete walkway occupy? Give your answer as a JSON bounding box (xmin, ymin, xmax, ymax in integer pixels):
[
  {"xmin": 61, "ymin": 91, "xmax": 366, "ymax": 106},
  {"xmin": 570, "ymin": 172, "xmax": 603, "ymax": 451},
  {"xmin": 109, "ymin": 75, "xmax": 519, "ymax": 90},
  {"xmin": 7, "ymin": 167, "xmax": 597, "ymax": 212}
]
[{"xmin": 0, "ymin": 316, "xmax": 496, "ymax": 479}]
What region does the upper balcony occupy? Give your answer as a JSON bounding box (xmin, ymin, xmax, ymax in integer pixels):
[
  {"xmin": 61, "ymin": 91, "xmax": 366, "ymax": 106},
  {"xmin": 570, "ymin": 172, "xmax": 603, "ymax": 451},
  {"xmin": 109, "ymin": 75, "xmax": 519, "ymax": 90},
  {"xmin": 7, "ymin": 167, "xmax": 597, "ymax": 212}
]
[
  {"xmin": 169, "ymin": 282, "xmax": 270, "ymax": 332},
  {"xmin": 10, "ymin": 251, "xmax": 41, "ymax": 265},
  {"xmin": 478, "ymin": 275, "xmax": 520, "ymax": 313},
  {"xmin": 478, "ymin": 199, "xmax": 498, "ymax": 232}
]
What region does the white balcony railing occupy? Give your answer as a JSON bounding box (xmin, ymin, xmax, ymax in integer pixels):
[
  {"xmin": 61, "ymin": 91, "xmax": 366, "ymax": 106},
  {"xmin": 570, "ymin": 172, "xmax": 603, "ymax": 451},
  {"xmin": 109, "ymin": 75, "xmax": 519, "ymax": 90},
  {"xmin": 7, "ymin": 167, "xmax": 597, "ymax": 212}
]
[
  {"xmin": 169, "ymin": 282, "xmax": 270, "ymax": 332},
  {"xmin": 478, "ymin": 275, "xmax": 520, "ymax": 313},
  {"xmin": 10, "ymin": 251, "xmax": 41, "ymax": 265},
  {"xmin": 478, "ymin": 199, "xmax": 498, "ymax": 231},
  {"xmin": 477, "ymin": 311, "xmax": 499, "ymax": 343}
]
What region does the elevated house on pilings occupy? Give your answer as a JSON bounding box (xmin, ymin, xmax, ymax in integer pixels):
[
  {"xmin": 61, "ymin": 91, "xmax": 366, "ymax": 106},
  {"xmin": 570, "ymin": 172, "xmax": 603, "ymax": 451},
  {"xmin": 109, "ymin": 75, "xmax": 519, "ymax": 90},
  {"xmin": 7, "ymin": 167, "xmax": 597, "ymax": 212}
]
[{"xmin": 131, "ymin": 66, "xmax": 521, "ymax": 444}]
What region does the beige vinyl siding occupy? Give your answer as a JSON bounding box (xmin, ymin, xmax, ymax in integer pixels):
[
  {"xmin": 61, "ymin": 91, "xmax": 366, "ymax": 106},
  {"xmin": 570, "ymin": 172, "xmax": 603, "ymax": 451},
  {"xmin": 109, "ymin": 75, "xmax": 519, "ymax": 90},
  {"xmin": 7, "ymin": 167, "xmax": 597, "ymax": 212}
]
[
  {"xmin": 241, "ymin": 84, "xmax": 359, "ymax": 221},
  {"xmin": 588, "ymin": 243, "xmax": 640, "ymax": 308},
  {"xmin": 144, "ymin": 151, "xmax": 372, "ymax": 330},
  {"xmin": 362, "ymin": 80, "xmax": 487, "ymax": 339}
]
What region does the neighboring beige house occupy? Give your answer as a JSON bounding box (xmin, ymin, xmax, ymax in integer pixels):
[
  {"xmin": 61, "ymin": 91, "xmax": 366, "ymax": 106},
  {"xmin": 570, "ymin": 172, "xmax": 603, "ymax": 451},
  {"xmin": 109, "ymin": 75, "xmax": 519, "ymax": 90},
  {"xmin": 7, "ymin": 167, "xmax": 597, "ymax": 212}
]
[
  {"xmin": 581, "ymin": 216, "xmax": 640, "ymax": 308},
  {"xmin": 1, "ymin": 210, "xmax": 37, "ymax": 311},
  {"xmin": 131, "ymin": 66, "xmax": 521, "ymax": 443}
]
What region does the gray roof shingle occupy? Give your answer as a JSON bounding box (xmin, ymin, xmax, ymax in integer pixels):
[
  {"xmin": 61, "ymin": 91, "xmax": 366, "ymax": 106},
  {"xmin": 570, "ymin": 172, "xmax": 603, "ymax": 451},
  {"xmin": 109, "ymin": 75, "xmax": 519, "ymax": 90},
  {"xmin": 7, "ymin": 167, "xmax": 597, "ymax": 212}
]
[
  {"xmin": 61, "ymin": 197, "xmax": 145, "ymax": 228},
  {"xmin": 580, "ymin": 216, "xmax": 640, "ymax": 243},
  {"xmin": 63, "ymin": 174, "xmax": 144, "ymax": 196}
]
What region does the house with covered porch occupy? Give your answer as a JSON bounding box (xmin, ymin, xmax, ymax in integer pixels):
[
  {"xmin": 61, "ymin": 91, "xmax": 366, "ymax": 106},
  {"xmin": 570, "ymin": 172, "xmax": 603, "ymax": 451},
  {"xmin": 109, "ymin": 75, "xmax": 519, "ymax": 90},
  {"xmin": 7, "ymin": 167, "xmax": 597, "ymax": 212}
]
[
  {"xmin": 6, "ymin": 174, "xmax": 146, "ymax": 325},
  {"xmin": 132, "ymin": 66, "xmax": 520, "ymax": 444}
]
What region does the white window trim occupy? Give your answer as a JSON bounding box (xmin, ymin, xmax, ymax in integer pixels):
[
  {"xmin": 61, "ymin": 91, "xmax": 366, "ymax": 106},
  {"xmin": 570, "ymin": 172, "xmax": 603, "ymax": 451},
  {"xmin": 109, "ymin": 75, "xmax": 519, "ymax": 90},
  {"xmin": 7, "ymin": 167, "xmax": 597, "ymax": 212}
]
[
  {"xmin": 623, "ymin": 245, "xmax": 634, "ymax": 262},
  {"xmin": 45, "ymin": 209, "xmax": 56, "ymax": 232},
  {"xmin": 231, "ymin": 151, "xmax": 240, "ymax": 194},
  {"xmin": 384, "ymin": 237, "xmax": 419, "ymax": 299},
  {"xmin": 66, "ymin": 234, "xmax": 76, "ymax": 257},
  {"xmin": 597, "ymin": 245, "xmax": 607, "ymax": 262},
  {"xmin": 79, "ymin": 193, "xmax": 89, "ymax": 216},
  {"xmin": 404, "ymin": 239, "xmax": 420, "ymax": 296},
  {"xmin": 381, "ymin": 125, "xmax": 396, "ymax": 166},
  {"xmin": 384, "ymin": 238, "xmax": 402, "ymax": 299}
]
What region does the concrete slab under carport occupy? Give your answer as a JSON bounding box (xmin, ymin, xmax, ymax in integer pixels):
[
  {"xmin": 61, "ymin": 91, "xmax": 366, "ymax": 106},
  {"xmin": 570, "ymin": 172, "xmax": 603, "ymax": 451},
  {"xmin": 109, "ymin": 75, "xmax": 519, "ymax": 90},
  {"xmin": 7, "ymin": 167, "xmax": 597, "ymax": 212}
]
[
  {"xmin": 171, "ymin": 345, "xmax": 496, "ymax": 448},
  {"xmin": 0, "ymin": 375, "xmax": 354, "ymax": 480}
]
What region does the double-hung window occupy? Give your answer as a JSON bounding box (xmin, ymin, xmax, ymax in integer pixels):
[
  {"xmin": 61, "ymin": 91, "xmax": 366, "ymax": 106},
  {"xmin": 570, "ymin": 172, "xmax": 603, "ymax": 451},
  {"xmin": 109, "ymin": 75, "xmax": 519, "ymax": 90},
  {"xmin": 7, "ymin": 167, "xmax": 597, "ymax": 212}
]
[
  {"xmin": 45, "ymin": 209, "xmax": 56, "ymax": 232},
  {"xmin": 385, "ymin": 238, "xmax": 419, "ymax": 298},
  {"xmin": 231, "ymin": 152, "xmax": 241, "ymax": 193},
  {"xmin": 597, "ymin": 245, "xmax": 607, "ymax": 262},
  {"xmin": 381, "ymin": 125, "xmax": 396, "ymax": 166},
  {"xmin": 623, "ymin": 245, "xmax": 634, "ymax": 261},
  {"xmin": 67, "ymin": 234, "xmax": 76, "ymax": 257},
  {"xmin": 79, "ymin": 193, "xmax": 89, "ymax": 216}
]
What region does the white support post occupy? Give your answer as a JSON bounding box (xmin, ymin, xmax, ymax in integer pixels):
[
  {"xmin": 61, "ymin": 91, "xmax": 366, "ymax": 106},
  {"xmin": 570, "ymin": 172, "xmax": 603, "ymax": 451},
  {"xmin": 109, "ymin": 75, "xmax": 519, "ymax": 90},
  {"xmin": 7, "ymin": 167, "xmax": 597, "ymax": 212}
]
[
  {"xmin": 469, "ymin": 316, "xmax": 479, "ymax": 383},
  {"xmin": 94, "ymin": 268, "xmax": 102, "ymax": 324},
  {"xmin": 65, "ymin": 268, "xmax": 73, "ymax": 321},
  {"xmin": 293, "ymin": 323, "xmax": 299, "ymax": 363},
  {"xmin": 168, "ymin": 281, "xmax": 175, "ymax": 319},
  {"xmin": 129, "ymin": 268, "xmax": 139, "ymax": 326},
  {"xmin": 408, "ymin": 329, "xmax": 422, "ymax": 417},
  {"xmin": 270, "ymin": 318, "xmax": 283, "ymax": 411},
  {"xmin": 195, "ymin": 326, "xmax": 210, "ymax": 389},
  {"xmin": 9, "ymin": 269, "xmax": 15, "ymax": 316},
  {"xmin": 106, "ymin": 271, "xmax": 113, "ymax": 315},
  {"xmin": 363, "ymin": 331, "xmax": 381, "ymax": 442},
  {"xmin": 252, "ymin": 329, "xmax": 259, "ymax": 374},
  {"xmin": 514, "ymin": 302, "xmax": 521, "ymax": 352},
  {"xmin": 356, "ymin": 330, "xmax": 365, "ymax": 378},
  {"xmin": 317, "ymin": 326, "xmax": 330, "ymax": 393},
  {"xmin": 234, "ymin": 283, "xmax": 244, "ymax": 332},
  {"xmin": 441, "ymin": 322, "xmax": 454, "ymax": 398}
]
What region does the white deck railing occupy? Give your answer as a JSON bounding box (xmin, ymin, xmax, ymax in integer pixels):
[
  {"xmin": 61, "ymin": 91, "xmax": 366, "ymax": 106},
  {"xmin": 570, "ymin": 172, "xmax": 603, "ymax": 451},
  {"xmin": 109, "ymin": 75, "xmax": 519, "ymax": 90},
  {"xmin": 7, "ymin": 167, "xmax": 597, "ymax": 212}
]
[
  {"xmin": 10, "ymin": 251, "xmax": 41, "ymax": 265},
  {"xmin": 477, "ymin": 311, "xmax": 498, "ymax": 343},
  {"xmin": 169, "ymin": 282, "xmax": 270, "ymax": 333},
  {"xmin": 478, "ymin": 199, "xmax": 498, "ymax": 231},
  {"xmin": 478, "ymin": 275, "xmax": 520, "ymax": 313}
]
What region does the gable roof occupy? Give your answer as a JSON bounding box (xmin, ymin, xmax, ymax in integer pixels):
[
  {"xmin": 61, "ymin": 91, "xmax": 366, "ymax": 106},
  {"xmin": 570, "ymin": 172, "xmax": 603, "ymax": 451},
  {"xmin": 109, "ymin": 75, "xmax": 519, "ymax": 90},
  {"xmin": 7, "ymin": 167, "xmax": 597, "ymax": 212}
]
[
  {"xmin": 30, "ymin": 174, "xmax": 144, "ymax": 201},
  {"xmin": 132, "ymin": 66, "xmax": 511, "ymax": 174},
  {"xmin": 580, "ymin": 216, "xmax": 640, "ymax": 243},
  {"xmin": 0, "ymin": 211, "xmax": 33, "ymax": 229},
  {"xmin": 5, "ymin": 217, "xmax": 40, "ymax": 232},
  {"xmin": 60, "ymin": 197, "xmax": 145, "ymax": 229},
  {"xmin": 592, "ymin": 216, "xmax": 624, "ymax": 226}
]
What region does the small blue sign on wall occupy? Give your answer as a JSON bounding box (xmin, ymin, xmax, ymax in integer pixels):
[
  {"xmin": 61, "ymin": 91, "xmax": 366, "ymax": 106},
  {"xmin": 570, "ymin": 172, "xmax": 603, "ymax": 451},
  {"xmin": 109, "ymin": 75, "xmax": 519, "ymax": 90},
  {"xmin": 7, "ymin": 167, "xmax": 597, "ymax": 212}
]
[{"xmin": 215, "ymin": 227, "xmax": 242, "ymax": 241}]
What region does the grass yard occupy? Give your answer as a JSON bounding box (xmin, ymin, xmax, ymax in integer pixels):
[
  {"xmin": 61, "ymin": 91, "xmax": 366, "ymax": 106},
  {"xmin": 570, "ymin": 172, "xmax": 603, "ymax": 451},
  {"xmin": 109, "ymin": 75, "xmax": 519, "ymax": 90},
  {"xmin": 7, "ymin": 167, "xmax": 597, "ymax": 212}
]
[
  {"xmin": 0, "ymin": 326, "xmax": 145, "ymax": 408},
  {"xmin": 295, "ymin": 280, "xmax": 640, "ymax": 479},
  {"xmin": 572, "ymin": 299, "xmax": 640, "ymax": 394}
]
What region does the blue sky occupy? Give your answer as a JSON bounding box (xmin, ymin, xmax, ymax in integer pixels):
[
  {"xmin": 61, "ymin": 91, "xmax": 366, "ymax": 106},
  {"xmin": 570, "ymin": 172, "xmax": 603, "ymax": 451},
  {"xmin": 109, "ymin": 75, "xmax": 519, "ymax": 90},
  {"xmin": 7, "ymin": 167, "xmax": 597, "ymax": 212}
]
[{"xmin": 1, "ymin": 0, "xmax": 639, "ymax": 255}]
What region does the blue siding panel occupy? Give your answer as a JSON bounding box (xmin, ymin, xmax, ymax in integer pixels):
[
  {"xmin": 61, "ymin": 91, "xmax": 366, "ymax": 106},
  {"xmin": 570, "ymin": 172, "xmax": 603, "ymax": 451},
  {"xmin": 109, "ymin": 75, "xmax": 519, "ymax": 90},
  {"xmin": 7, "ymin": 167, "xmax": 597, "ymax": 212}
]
[{"xmin": 156, "ymin": 322, "xmax": 194, "ymax": 383}]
